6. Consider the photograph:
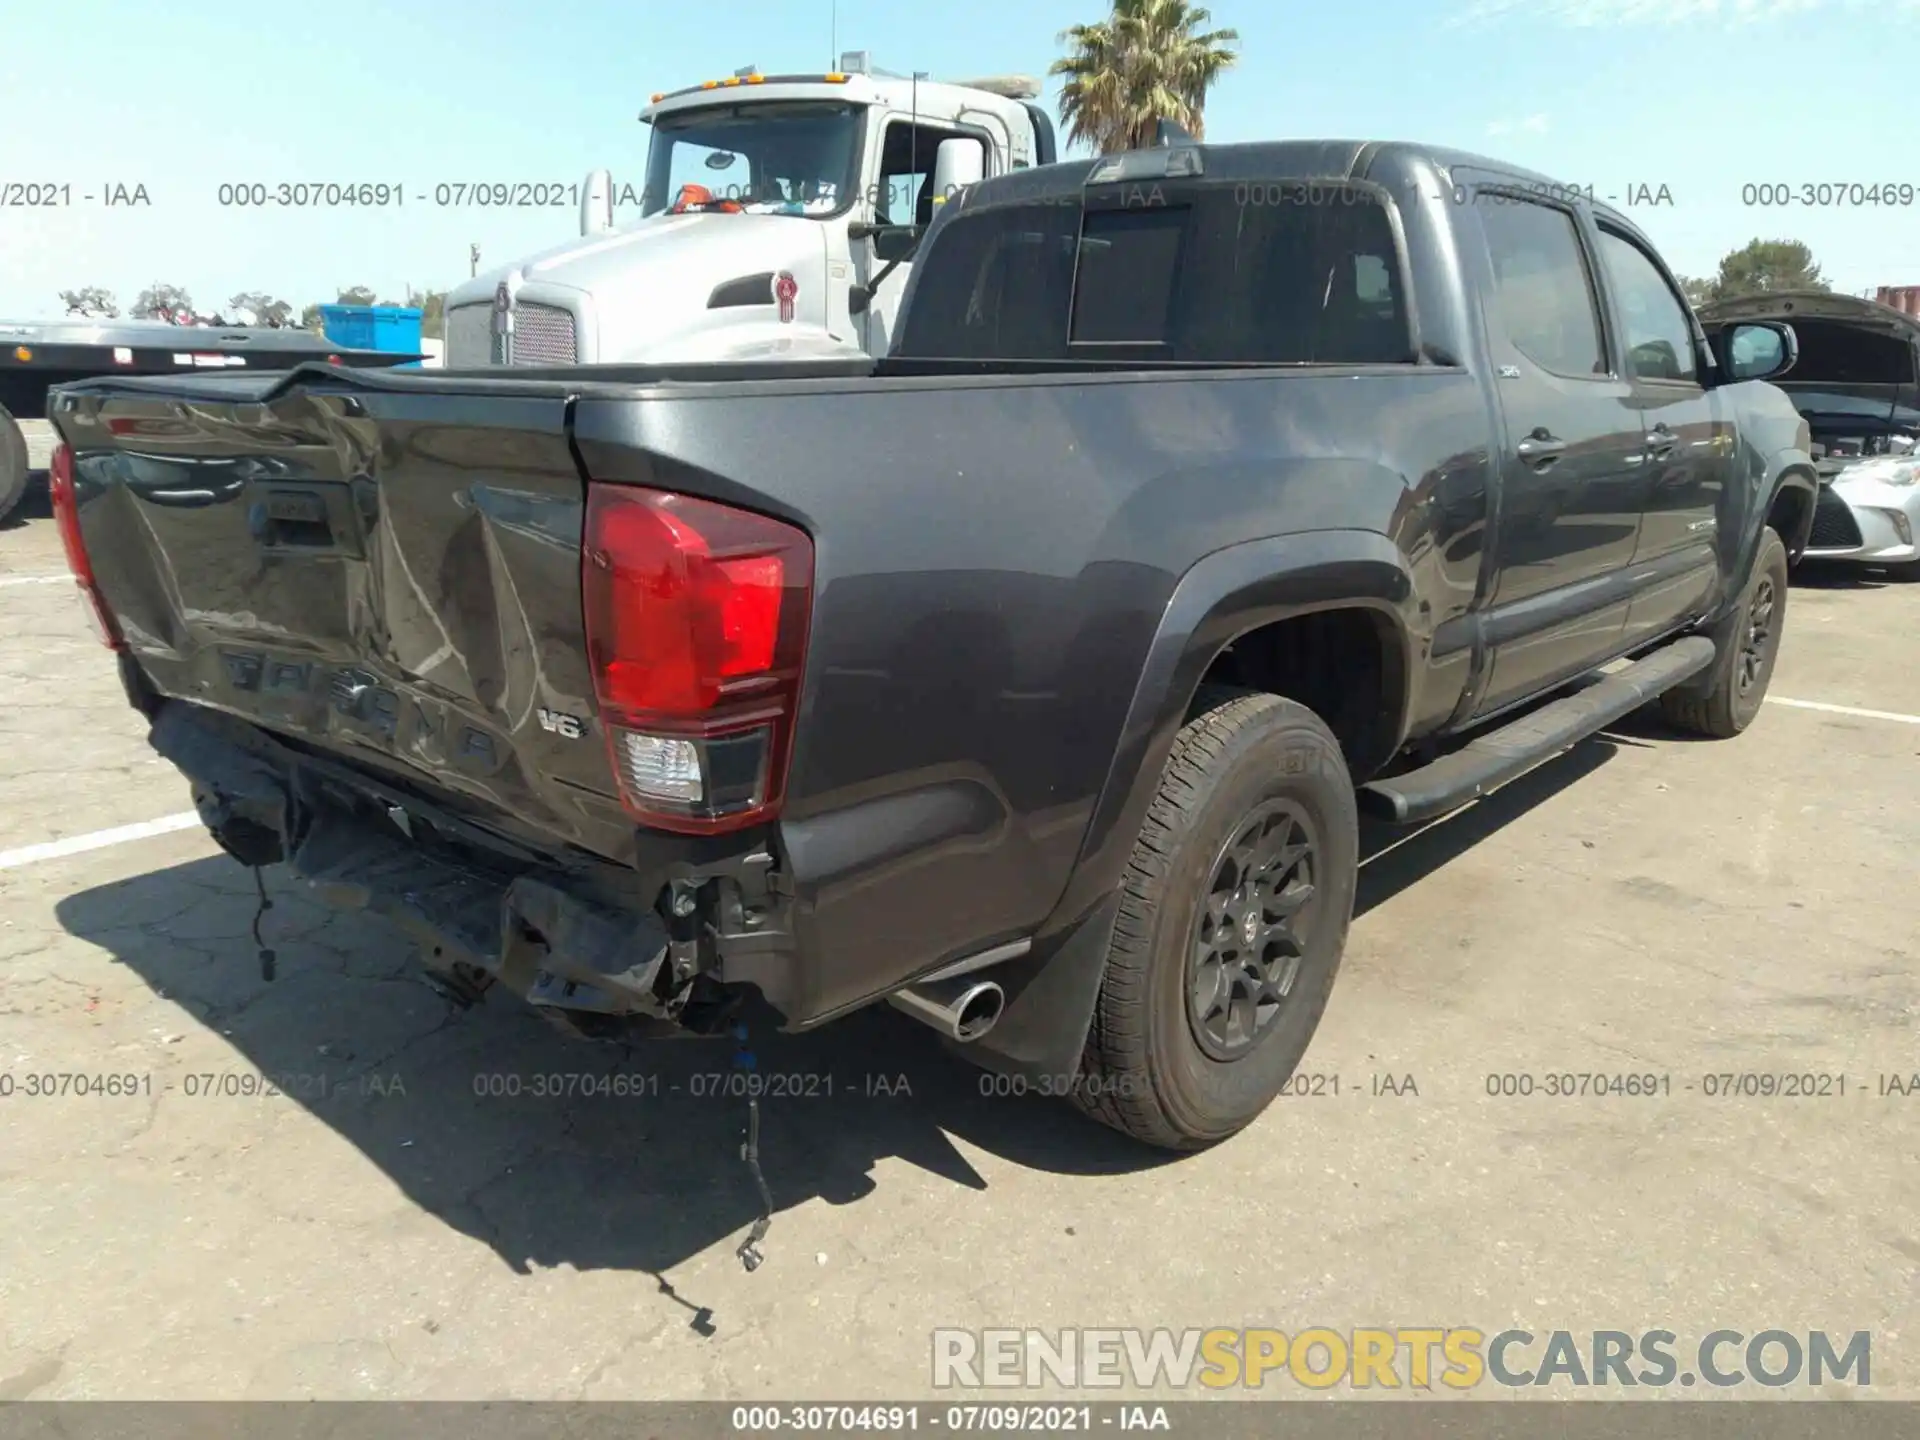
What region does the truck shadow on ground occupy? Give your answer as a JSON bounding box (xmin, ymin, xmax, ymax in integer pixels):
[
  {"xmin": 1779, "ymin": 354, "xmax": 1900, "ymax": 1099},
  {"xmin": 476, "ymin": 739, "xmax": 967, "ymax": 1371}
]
[
  {"xmin": 54, "ymin": 730, "xmax": 1620, "ymax": 1298},
  {"xmin": 1355, "ymin": 732, "xmax": 1622, "ymax": 915},
  {"xmin": 1790, "ymin": 559, "xmax": 1906, "ymax": 590},
  {"xmin": 1, "ymin": 474, "xmax": 50, "ymax": 531}
]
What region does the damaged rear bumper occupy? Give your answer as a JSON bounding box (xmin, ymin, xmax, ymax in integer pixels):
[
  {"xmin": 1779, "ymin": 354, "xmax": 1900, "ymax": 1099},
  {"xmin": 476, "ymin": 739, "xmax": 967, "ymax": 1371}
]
[{"xmin": 146, "ymin": 699, "xmax": 796, "ymax": 1035}]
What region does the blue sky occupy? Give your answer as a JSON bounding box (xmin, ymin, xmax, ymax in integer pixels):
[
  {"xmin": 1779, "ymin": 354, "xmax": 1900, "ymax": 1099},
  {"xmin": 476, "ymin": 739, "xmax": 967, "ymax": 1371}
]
[{"xmin": 1, "ymin": 0, "xmax": 1916, "ymax": 317}]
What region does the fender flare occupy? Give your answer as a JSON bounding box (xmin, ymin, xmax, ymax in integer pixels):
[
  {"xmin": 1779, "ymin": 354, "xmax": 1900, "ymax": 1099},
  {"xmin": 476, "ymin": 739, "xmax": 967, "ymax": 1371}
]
[
  {"xmin": 1764, "ymin": 458, "xmax": 1819, "ymax": 561},
  {"xmin": 964, "ymin": 528, "xmax": 1419, "ymax": 1083},
  {"xmin": 1670, "ymin": 449, "xmax": 1813, "ymax": 701}
]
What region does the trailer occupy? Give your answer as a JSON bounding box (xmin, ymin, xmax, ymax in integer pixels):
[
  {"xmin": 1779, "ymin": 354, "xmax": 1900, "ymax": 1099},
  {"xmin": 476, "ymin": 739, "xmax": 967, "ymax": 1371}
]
[{"xmin": 0, "ymin": 319, "xmax": 421, "ymax": 522}]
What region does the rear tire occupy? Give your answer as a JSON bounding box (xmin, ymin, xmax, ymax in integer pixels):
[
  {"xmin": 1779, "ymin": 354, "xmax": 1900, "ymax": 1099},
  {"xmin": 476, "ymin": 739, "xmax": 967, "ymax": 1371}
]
[
  {"xmin": 0, "ymin": 405, "xmax": 28, "ymax": 525},
  {"xmin": 1659, "ymin": 526, "xmax": 1788, "ymax": 738},
  {"xmin": 1074, "ymin": 687, "xmax": 1358, "ymax": 1150}
]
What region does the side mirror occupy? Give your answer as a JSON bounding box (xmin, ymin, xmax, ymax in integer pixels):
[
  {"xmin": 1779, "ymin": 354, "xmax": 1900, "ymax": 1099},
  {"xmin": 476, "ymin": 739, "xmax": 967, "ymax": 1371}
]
[
  {"xmin": 1717, "ymin": 321, "xmax": 1797, "ymax": 382},
  {"xmin": 870, "ymin": 225, "xmax": 919, "ymax": 263},
  {"xmin": 580, "ymin": 168, "xmax": 614, "ymax": 237},
  {"xmin": 930, "ymin": 137, "xmax": 984, "ymax": 213}
]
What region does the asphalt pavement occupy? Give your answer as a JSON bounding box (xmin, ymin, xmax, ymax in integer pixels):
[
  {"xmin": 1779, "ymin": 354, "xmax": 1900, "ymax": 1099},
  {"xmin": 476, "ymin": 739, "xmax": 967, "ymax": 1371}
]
[{"xmin": 2, "ymin": 487, "xmax": 1915, "ymax": 1402}]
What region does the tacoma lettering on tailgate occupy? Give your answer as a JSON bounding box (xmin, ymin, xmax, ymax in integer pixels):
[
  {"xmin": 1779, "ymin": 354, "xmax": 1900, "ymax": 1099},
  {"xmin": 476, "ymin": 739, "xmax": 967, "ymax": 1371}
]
[{"xmin": 217, "ymin": 648, "xmax": 501, "ymax": 772}]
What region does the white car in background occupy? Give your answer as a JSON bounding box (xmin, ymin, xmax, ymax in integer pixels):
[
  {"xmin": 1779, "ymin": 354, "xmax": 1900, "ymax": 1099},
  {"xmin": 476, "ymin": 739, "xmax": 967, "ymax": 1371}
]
[{"xmin": 1699, "ymin": 291, "xmax": 1920, "ymax": 578}]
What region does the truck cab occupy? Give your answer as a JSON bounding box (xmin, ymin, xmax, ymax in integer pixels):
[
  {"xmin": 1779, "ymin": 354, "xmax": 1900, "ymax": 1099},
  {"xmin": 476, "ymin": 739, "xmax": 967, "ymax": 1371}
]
[{"xmin": 443, "ymin": 54, "xmax": 1054, "ymax": 368}]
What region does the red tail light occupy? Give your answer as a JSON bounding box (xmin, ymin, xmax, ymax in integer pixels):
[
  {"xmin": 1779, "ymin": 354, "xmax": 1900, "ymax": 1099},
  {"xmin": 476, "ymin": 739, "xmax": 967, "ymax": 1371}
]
[
  {"xmin": 49, "ymin": 443, "xmax": 123, "ymax": 650},
  {"xmin": 583, "ymin": 484, "xmax": 812, "ymax": 834}
]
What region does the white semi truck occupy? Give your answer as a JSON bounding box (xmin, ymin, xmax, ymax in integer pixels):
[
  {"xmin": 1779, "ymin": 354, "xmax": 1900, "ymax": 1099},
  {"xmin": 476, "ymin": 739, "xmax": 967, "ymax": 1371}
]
[{"xmin": 443, "ymin": 54, "xmax": 1057, "ymax": 367}]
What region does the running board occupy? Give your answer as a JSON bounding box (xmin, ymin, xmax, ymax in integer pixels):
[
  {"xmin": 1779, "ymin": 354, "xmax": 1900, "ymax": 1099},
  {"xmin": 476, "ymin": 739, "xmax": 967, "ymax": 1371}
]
[{"xmin": 1358, "ymin": 635, "xmax": 1718, "ymax": 824}]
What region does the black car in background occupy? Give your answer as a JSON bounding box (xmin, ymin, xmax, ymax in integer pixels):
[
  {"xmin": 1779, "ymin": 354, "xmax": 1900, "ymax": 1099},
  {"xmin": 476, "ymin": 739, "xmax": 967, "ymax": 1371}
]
[{"xmin": 1698, "ymin": 291, "xmax": 1920, "ymax": 576}]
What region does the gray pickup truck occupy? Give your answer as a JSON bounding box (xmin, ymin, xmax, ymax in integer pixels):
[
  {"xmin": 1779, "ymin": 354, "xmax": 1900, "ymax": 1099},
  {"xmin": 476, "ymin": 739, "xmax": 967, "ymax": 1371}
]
[{"xmin": 49, "ymin": 139, "xmax": 1816, "ymax": 1162}]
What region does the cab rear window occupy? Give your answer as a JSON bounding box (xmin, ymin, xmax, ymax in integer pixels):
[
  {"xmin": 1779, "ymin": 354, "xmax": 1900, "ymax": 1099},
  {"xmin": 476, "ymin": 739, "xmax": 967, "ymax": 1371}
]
[{"xmin": 896, "ymin": 181, "xmax": 1413, "ymax": 365}]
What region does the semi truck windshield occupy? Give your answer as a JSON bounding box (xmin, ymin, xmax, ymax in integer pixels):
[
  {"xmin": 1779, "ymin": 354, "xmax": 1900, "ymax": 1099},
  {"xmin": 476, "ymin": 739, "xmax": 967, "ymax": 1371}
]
[{"xmin": 640, "ymin": 102, "xmax": 865, "ymax": 218}]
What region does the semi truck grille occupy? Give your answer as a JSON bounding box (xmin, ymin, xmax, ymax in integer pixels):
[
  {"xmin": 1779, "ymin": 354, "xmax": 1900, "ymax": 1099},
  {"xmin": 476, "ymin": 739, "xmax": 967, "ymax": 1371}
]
[
  {"xmin": 511, "ymin": 303, "xmax": 578, "ymax": 365},
  {"xmin": 445, "ymin": 304, "xmax": 490, "ymax": 367},
  {"xmin": 442, "ymin": 301, "xmax": 578, "ymax": 366},
  {"xmin": 1808, "ymin": 487, "xmax": 1863, "ymax": 550}
]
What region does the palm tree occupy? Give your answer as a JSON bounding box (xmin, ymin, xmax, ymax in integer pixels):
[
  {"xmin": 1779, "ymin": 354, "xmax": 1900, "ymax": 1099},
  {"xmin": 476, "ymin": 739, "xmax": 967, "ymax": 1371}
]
[{"xmin": 1050, "ymin": 0, "xmax": 1240, "ymax": 156}]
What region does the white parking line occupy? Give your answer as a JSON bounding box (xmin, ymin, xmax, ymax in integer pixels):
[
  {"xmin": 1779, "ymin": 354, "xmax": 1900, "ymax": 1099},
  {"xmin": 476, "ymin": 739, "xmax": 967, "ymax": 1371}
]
[
  {"xmin": 0, "ymin": 575, "xmax": 72, "ymax": 588},
  {"xmin": 1767, "ymin": 697, "xmax": 1920, "ymax": 726},
  {"xmin": 0, "ymin": 813, "xmax": 202, "ymax": 872}
]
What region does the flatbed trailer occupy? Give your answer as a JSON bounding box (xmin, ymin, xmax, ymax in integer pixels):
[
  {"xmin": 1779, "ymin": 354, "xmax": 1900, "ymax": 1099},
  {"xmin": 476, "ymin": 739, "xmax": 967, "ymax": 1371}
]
[{"xmin": 0, "ymin": 319, "xmax": 421, "ymax": 521}]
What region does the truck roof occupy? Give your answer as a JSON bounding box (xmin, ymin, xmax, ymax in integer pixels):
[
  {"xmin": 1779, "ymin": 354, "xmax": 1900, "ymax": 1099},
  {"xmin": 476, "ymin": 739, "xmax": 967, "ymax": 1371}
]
[
  {"xmin": 950, "ymin": 137, "xmax": 1641, "ymax": 231},
  {"xmin": 641, "ymin": 71, "xmax": 1035, "ymax": 121}
]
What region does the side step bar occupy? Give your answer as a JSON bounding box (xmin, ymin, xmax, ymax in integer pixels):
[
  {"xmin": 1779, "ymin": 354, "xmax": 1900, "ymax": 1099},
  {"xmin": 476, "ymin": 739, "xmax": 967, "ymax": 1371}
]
[{"xmin": 1358, "ymin": 635, "xmax": 1717, "ymax": 824}]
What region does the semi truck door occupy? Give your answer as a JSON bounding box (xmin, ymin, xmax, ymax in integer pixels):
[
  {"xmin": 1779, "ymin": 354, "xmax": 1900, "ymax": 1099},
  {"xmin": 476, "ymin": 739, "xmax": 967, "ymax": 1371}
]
[{"xmin": 858, "ymin": 119, "xmax": 992, "ymax": 354}]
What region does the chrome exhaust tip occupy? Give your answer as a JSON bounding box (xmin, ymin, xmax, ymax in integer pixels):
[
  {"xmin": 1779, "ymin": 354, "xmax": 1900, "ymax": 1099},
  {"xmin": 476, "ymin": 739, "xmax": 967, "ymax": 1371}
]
[{"xmin": 889, "ymin": 977, "xmax": 1006, "ymax": 1043}]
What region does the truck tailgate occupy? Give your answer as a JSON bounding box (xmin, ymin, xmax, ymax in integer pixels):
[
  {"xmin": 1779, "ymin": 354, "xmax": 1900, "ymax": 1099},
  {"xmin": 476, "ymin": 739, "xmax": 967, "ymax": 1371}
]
[{"xmin": 52, "ymin": 371, "xmax": 639, "ymax": 863}]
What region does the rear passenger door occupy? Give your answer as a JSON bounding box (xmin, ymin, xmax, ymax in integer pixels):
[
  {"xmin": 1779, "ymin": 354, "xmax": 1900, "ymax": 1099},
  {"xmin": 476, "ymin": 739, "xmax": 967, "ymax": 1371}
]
[
  {"xmin": 1592, "ymin": 224, "xmax": 1732, "ymax": 647},
  {"xmin": 1470, "ymin": 190, "xmax": 1646, "ymax": 718}
]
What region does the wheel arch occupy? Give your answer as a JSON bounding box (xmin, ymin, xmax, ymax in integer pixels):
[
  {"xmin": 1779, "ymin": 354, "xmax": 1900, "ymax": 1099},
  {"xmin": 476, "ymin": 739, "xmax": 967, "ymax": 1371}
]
[
  {"xmin": 963, "ymin": 529, "xmax": 1417, "ymax": 1084},
  {"xmin": 1766, "ymin": 463, "xmax": 1818, "ymax": 565}
]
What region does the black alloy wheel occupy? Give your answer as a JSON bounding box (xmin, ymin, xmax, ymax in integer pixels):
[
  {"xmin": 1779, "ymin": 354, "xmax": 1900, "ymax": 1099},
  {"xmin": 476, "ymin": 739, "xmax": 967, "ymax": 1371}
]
[
  {"xmin": 1736, "ymin": 574, "xmax": 1776, "ymax": 699},
  {"xmin": 1186, "ymin": 799, "xmax": 1322, "ymax": 1062}
]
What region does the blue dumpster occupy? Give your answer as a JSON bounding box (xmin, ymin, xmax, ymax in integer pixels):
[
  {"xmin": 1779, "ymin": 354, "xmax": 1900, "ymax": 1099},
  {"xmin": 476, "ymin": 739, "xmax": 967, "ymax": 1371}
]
[{"xmin": 318, "ymin": 304, "xmax": 423, "ymax": 356}]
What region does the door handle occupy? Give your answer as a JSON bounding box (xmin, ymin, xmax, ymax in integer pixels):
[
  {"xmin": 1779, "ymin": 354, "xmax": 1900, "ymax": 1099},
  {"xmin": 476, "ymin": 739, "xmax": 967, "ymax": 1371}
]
[
  {"xmin": 1516, "ymin": 431, "xmax": 1566, "ymax": 468},
  {"xmin": 1645, "ymin": 424, "xmax": 1680, "ymax": 457}
]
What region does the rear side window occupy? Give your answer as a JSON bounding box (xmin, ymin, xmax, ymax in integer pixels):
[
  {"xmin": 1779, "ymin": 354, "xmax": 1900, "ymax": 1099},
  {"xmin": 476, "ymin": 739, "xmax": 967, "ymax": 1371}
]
[
  {"xmin": 896, "ymin": 182, "xmax": 1413, "ymax": 364},
  {"xmin": 1479, "ymin": 198, "xmax": 1607, "ymax": 378}
]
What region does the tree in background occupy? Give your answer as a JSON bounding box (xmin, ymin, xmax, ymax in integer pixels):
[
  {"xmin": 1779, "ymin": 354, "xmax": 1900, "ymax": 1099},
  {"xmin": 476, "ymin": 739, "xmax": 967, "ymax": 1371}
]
[
  {"xmin": 1679, "ymin": 240, "xmax": 1829, "ymax": 307},
  {"xmin": 335, "ymin": 285, "xmax": 401, "ymax": 308},
  {"xmin": 228, "ymin": 292, "xmax": 293, "ymax": 328},
  {"xmin": 299, "ymin": 303, "xmax": 325, "ymax": 331},
  {"xmin": 1714, "ymin": 239, "xmax": 1827, "ymax": 298},
  {"xmin": 59, "ymin": 287, "xmax": 119, "ymax": 319},
  {"xmin": 132, "ymin": 283, "xmax": 193, "ymax": 323},
  {"xmin": 1051, "ymin": 0, "xmax": 1239, "ymax": 154},
  {"xmin": 407, "ymin": 287, "xmax": 448, "ymax": 342}
]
